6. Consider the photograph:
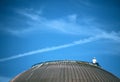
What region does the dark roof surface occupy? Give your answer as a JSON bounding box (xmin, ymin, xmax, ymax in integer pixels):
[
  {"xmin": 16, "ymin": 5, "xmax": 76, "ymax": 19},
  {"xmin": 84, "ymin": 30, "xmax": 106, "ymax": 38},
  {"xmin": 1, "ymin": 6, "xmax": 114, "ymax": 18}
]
[{"xmin": 11, "ymin": 60, "xmax": 120, "ymax": 82}]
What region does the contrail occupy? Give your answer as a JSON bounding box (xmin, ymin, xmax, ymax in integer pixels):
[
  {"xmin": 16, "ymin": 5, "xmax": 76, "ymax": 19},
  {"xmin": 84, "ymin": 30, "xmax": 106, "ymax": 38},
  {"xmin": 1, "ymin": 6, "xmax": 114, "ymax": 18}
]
[{"xmin": 0, "ymin": 34, "xmax": 119, "ymax": 62}]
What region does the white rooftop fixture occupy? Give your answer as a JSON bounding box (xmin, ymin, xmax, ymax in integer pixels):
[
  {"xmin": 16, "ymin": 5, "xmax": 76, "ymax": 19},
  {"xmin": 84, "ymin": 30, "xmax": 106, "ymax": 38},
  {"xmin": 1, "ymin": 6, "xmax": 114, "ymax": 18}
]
[{"xmin": 92, "ymin": 57, "xmax": 97, "ymax": 64}]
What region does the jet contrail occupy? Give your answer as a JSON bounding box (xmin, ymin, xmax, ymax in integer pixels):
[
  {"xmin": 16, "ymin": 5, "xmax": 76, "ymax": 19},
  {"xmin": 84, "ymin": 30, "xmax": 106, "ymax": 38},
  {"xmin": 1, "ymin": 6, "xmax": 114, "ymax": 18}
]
[{"xmin": 0, "ymin": 34, "xmax": 119, "ymax": 62}]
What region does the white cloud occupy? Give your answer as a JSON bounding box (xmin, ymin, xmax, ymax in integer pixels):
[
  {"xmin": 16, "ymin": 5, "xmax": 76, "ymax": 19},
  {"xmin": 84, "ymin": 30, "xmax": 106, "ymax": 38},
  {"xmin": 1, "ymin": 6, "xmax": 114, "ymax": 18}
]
[
  {"xmin": 16, "ymin": 8, "xmax": 42, "ymax": 21},
  {"xmin": 6, "ymin": 27, "xmax": 38, "ymax": 37},
  {"xmin": 68, "ymin": 14, "xmax": 77, "ymax": 22},
  {"xmin": 0, "ymin": 34, "xmax": 120, "ymax": 62},
  {"xmin": 6, "ymin": 8, "xmax": 105, "ymax": 36},
  {"xmin": 101, "ymin": 32, "xmax": 120, "ymax": 42},
  {"xmin": 81, "ymin": 0, "xmax": 93, "ymax": 7},
  {"xmin": 4, "ymin": 9, "xmax": 120, "ymax": 44},
  {"xmin": 0, "ymin": 76, "xmax": 11, "ymax": 82},
  {"xmin": 0, "ymin": 36, "xmax": 100, "ymax": 62}
]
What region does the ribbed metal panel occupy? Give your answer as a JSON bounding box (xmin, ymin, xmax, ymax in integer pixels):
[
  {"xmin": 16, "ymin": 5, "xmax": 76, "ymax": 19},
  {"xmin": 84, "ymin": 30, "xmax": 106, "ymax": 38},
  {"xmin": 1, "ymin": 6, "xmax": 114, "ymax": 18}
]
[{"xmin": 11, "ymin": 60, "xmax": 120, "ymax": 82}]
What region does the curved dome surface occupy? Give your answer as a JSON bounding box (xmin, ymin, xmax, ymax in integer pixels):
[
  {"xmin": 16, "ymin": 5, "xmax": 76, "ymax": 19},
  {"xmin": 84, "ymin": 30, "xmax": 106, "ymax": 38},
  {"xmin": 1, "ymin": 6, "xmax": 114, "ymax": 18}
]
[{"xmin": 11, "ymin": 60, "xmax": 120, "ymax": 82}]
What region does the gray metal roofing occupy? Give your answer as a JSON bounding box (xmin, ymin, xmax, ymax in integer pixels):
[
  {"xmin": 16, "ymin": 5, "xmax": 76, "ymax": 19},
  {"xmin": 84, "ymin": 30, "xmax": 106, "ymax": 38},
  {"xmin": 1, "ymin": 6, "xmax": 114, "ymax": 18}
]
[{"xmin": 11, "ymin": 60, "xmax": 120, "ymax": 82}]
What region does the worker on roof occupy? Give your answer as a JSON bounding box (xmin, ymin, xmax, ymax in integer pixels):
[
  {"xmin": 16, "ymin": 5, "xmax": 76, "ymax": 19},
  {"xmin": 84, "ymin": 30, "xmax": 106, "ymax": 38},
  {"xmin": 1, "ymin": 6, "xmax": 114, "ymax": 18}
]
[
  {"xmin": 92, "ymin": 57, "xmax": 100, "ymax": 67},
  {"xmin": 92, "ymin": 57, "xmax": 97, "ymax": 64}
]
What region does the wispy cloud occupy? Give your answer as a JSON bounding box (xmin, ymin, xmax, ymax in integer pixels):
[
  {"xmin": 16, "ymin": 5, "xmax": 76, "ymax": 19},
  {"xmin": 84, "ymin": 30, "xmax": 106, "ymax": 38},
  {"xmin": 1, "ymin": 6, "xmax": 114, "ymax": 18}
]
[
  {"xmin": 0, "ymin": 34, "xmax": 120, "ymax": 62},
  {"xmin": 71, "ymin": 0, "xmax": 94, "ymax": 9},
  {"xmin": 68, "ymin": 14, "xmax": 77, "ymax": 23},
  {"xmin": 0, "ymin": 36, "xmax": 100, "ymax": 62},
  {"xmin": 16, "ymin": 8, "xmax": 43, "ymax": 21},
  {"xmin": 5, "ymin": 8, "xmax": 105, "ymax": 36},
  {"xmin": 0, "ymin": 76, "xmax": 11, "ymax": 82},
  {"xmin": 4, "ymin": 8, "xmax": 119, "ymax": 39},
  {"xmin": 2, "ymin": 8, "xmax": 120, "ymax": 62}
]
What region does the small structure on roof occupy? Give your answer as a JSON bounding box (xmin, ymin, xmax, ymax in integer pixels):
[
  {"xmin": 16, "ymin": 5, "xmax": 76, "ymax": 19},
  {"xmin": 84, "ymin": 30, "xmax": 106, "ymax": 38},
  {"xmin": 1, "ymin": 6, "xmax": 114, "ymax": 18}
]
[{"xmin": 92, "ymin": 57, "xmax": 100, "ymax": 67}]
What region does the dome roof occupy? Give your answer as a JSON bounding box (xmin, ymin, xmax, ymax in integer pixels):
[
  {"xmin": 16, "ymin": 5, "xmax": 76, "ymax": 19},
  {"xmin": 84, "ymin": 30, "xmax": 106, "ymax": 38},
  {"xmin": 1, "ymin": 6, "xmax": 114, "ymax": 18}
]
[{"xmin": 11, "ymin": 60, "xmax": 120, "ymax": 82}]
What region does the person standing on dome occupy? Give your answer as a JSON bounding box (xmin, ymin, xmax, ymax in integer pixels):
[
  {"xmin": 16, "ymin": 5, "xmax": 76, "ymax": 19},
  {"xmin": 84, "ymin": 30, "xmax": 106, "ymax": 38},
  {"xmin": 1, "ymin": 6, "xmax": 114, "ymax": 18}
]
[{"xmin": 92, "ymin": 57, "xmax": 100, "ymax": 67}]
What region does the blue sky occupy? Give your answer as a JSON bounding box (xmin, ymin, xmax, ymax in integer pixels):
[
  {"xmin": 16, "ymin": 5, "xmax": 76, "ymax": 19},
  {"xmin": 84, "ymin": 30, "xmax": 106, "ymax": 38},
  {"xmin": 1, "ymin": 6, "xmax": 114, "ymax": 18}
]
[{"xmin": 0, "ymin": 0, "xmax": 120, "ymax": 81}]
